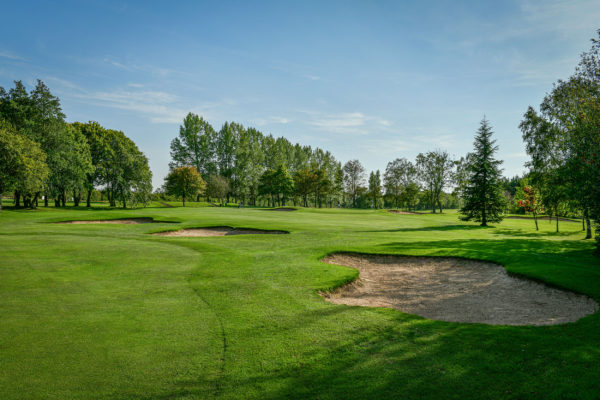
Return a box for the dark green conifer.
[460,118,505,226]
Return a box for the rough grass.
[1,206,599,399]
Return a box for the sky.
[1,0,599,189]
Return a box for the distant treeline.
[162,112,468,211]
[0,80,152,210]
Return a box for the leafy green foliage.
[0,120,49,209]
[343,159,366,207]
[384,158,417,209]
[205,174,230,204]
[416,150,454,213]
[165,166,206,206]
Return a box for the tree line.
[0,80,152,210]
[161,112,468,210]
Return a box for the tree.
[294,167,316,207]
[384,158,416,209]
[402,182,420,211]
[515,180,543,230]
[71,121,112,207]
[103,129,153,208]
[0,120,49,210]
[343,160,365,208]
[205,175,230,205]
[416,150,454,213]
[164,166,206,207]
[459,118,505,226]
[170,113,216,178]
[45,125,93,207]
[520,31,600,244]
[311,165,330,208]
[368,170,382,208]
[272,164,295,206]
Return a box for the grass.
[1,205,599,399]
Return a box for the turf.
[1,205,599,399]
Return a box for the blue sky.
[1,1,599,188]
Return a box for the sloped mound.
[321,253,597,326]
[271,207,297,211]
[57,218,169,224]
[153,226,288,237]
[388,210,420,215]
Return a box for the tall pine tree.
[460,118,505,226]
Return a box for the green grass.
[1,206,599,399]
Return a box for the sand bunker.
[154,226,288,237]
[322,253,597,326]
[57,218,164,224]
[388,210,420,215]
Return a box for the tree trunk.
[438,200,443,214]
[44,193,48,207]
[556,214,559,233]
[61,189,66,207]
[86,189,92,207]
[183,195,186,207]
[121,189,127,209]
[533,212,539,231]
[585,210,592,239]
[54,198,60,207]
[73,190,80,207]
[0,191,3,211]
[31,193,39,209]
[15,191,20,207]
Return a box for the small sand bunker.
[271,207,297,211]
[322,253,598,326]
[388,210,420,215]
[58,218,161,224]
[154,226,288,237]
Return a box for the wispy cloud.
[74,89,187,123]
[103,57,175,77]
[254,116,292,126]
[0,50,25,61]
[303,111,393,135]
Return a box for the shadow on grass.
[366,224,488,233]
[220,306,600,400]
[493,228,582,238]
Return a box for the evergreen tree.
[460,118,505,226]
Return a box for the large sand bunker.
[57,217,167,224]
[388,210,420,215]
[154,226,288,237]
[322,253,598,326]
